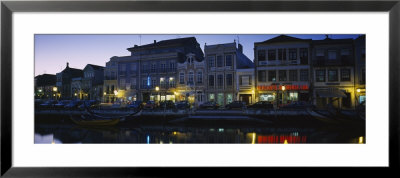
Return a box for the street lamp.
[52,87,58,100]
[281,85,286,106]
[155,86,160,102]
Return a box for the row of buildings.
[34,35,366,109]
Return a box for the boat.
[69,104,142,126]
[69,114,121,126]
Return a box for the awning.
[317,89,347,98]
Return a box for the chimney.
[134,44,138,47]
[154,40,156,44]
[238,44,243,53]
[66,62,69,68]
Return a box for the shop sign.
[257,84,309,91]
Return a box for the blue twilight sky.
[34,34,362,76]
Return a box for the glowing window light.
[147,135,150,144]
[173,131,177,135]
[358,136,364,144]
[251,133,256,144]
[147,76,151,86]
[284,139,288,144]
[218,128,224,132]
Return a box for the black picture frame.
[1,0,399,177]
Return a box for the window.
[217,55,223,67]
[188,57,193,64]
[300,48,308,64]
[197,71,203,84]
[188,72,194,85]
[226,94,233,104]
[209,93,215,102]
[169,77,175,87]
[179,72,185,84]
[120,64,126,72]
[142,79,147,87]
[328,69,338,82]
[151,63,157,72]
[240,75,251,86]
[289,48,297,61]
[226,74,233,86]
[119,78,126,89]
[258,70,266,82]
[341,49,350,55]
[130,63,136,72]
[316,49,325,56]
[160,77,165,86]
[268,70,276,82]
[278,49,286,60]
[208,56,215,68]
[268,49,276,61]
[300,69,309,81]
[289,70,298,81]
[341,49,351,61]
[169,62,175,70]
[225,55,232,67]
[341,69,351,81]
[130,77,136,89]
[316,49,325,61]
[258,50,266,61]
[142,64,147,72]
[151,79,156,87]
[208,75,215,87]
[111,71,116,80]
[316,70,326,82]
[160,63,166,71]
[328,50,337,60]
[217,74,223,88]
[279,70,287,81]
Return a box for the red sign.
[257,85,309,91]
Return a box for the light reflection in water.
[34,125,363,144]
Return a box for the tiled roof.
[255,35,311,45]
[127,37,198,51]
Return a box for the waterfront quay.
[35,107,365,144]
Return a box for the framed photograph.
[1,0,399,177]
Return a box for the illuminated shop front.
[257,84,310,106]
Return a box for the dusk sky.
[34,34,362,76]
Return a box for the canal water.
[34,115,365,144]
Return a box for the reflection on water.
[34,124,363,144]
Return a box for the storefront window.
[166,95,175,102]
[209,94,215,102]
[288,92,298,101]
[359,95,366,103]
[260,94,275,101]
[217,93,224,106]
[226,94,233,104]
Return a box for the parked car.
[280,101,315,110]
[248,101,274,109]
[143,101,156,109]
[199,101,219,109]
[128,101,143,109]
[39,100,57,109]
[175,101,190,109]
[159,100,175,109]
[225,101,246,110]
[54,100,71,109]
[64,100,83,109]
